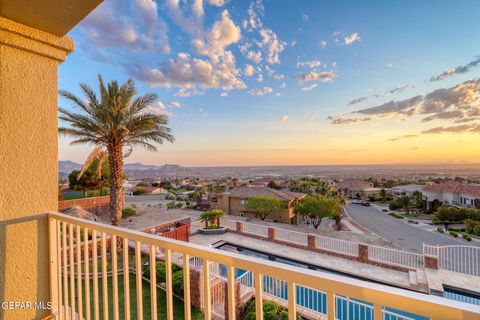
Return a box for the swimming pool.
[443,285,480,306]
[216,242,429,320]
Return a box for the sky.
[59,0,480,167]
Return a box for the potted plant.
[199,209,228,234]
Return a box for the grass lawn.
[68,273,203,319]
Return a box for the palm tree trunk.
[108,143,124,226]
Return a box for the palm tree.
[397,196,413,215]
[59,75,174,226]
[379,188,387,202]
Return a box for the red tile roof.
[336,179,373,190]
[423,182,480,197]
[226,186,306,201]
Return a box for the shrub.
[389,212,403,219]
[122,207,136,218]
[133,188,148,195]
[408,220,418,224]
[465,219,480,235]
[172,270,184,296]
[462,234,472,241]
[437,227,444,233]
[389,200,401,211]
[382,209,389,212]
[143,261,181,283]
[175,202,184,208]
[136,182,148,186]
[244,300,302,320]
[449,231,458,237]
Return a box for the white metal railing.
[275,228,308,245]
[48,213,480,320]
[243,221,269,237]
[423,244,439,257]
[316,236,359,257]
[368,246,424,269]
[220,218,237,230]
[436,245,480,277]
[383,309,417,320]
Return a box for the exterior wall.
[0,17,73,319]
[58,195,110,212]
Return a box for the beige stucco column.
[0,17,73,319]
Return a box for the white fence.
[220,219,237,230]
[316,236,359,257]
[243,222,269,237]
[275,228,308,246]
[424,245,480,277]
[369,246,424,269]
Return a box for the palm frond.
[77,147,106,180]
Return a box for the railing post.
[267,227,276,241]
[236,221,244,233]
[326,291,335,320]
[307,234,317,249]
[358,244,369,263]
[48,217,60,318]
[287,281,297,320]
[374,304,383,320]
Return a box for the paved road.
[346,203,470,252]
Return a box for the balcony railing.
[48,212,480,320]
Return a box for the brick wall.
[58,195,110,212]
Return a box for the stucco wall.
[0,17,73,319]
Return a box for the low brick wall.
[140,218,191,242]
[229,222,414,273]
[59,195,110,212]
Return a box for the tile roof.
[423,182,480,197]
[336,179,373,190]
[226,186,306,201]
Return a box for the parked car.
[351,199,362,204]
[360,201,370,206]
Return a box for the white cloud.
[296,70,336,84]
[244,64,255,76]
[319,40,328,48]
[297,60,321,68]
[168,101,182,108]
[301,83,318,91]
[258,28,286,64]
[129,51,246,90]
[249,86,273,96]
[79,0,170,54]
[430,57,480,82]
[385,63,393,68]
[257,73,264,82]
[302,14,309,22]
[344,32,361,45]
[279,115,289,122]
[208,0,228,6]
[220,92,228,97]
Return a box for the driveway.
[346,203,470,252]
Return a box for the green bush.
[172,270,184,296]
[382,209,389,212]
[175,202,184,208]
[133,188,148,195]
[389,200,401,211]
[122,207,136,218]
[449,231,458,237]
[408,220,418,224]
[389,212,403,219]
[437,227,444,233]
[243,300,302,320]
[462,234,472,241]
[143,261,181,283]
[465,219,480,235]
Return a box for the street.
[346,203,470,252]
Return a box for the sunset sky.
[59,0,480,166]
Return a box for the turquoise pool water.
[443,286,480,306]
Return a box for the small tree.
[294,196,333,229]
[200,209,224,228]
[397,196,413,214]
[379,188,387,202]
[245,196,284,220]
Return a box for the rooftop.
[423,181,480,197]
[336,178,373,190]
[224,186,306,201]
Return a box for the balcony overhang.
[0,0,102,36]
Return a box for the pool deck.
[189,231,415,291]
[426,269,480,295]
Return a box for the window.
[211,197,217,202]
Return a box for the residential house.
[391,184,424,198]
[423,181,480,211]
[336,179,380,199]
[127,186,168,197]
[210,186,306,224]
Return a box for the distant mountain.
[59,160,82,175]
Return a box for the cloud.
[385,63,393,68]
[296,71,336,84]
[220,92,228,97]
[145,101,171,116]
[319,41,328,48]
[327,116,373,124]
[244,64,255,76]
[258,28,286,64]
[389,84,412,94]
[249,86,273,96]
[279,115,289,122]
[430,57,480,82]
[331,78,480,126]
[78,0,170,54]
[168,101,182,108]
[348,97,368,105]
[302,14,309,22]
[422,124,480,134]
[208,0,227,6]
[297,60,321,68]
[301,83,318,91]
[128,51,246,90]
[264,65,284,80]
[387,134,418,141]
[344,33,361,45]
